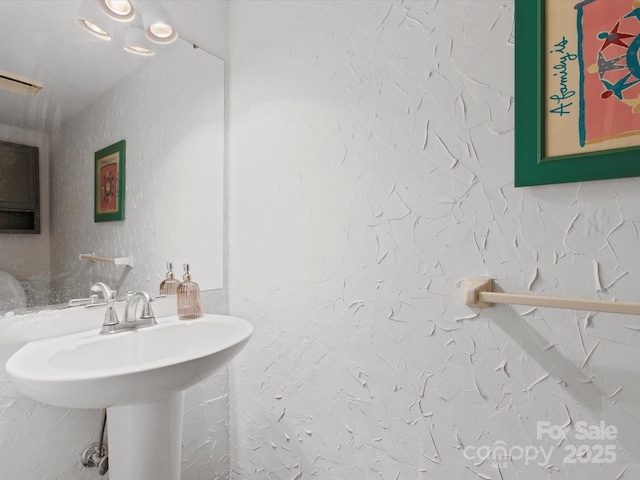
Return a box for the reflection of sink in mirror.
[0,0,224,314]
[7,314,253,479]
[0,271,27,314]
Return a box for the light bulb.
[77,0,113,40]
[105,0,132,16]
[97,0,135,22]
[142,5,178,44]
[82,20,110,37]
[149,22,173,39]
[128,45,153,54]
[123,27,156,56]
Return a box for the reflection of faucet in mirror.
[90,282,114,302]
[67,281,114,308]
[67,296,100,307]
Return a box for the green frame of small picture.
[515,0,640,187]
[94,140,125,222]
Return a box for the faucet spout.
[124,291,156,325]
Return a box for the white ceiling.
[0,0,217,133]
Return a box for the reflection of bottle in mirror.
[177,263,202,320]
[159,262,179,295]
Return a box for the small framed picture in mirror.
[94,140,125,222]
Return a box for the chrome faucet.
[68,282,115,307]
[90,282,114,301]
[100,291,157,335]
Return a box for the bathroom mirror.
[0,1,224,313]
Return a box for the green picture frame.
[94,140,125,222]
[515,0,640,187]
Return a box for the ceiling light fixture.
[76,0,113,41]
[142,5,178,44]
[123,27,156,56]
[97,0,135,22]
[76,0,180,54]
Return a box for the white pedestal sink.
[5,314,253,480]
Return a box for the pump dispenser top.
[159,262,179,295]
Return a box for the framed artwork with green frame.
[94,140,125,222]
[515,0,640,187]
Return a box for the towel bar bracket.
[463,277,494,308]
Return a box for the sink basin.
[6,314,253,409]
[5,314,253,480]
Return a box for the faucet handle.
[100,299,120,334]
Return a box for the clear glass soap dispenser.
[176,263,202,320]
[159,262,179,295]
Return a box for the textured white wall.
[228,1,640,478]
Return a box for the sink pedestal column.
[107,391,185,480]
